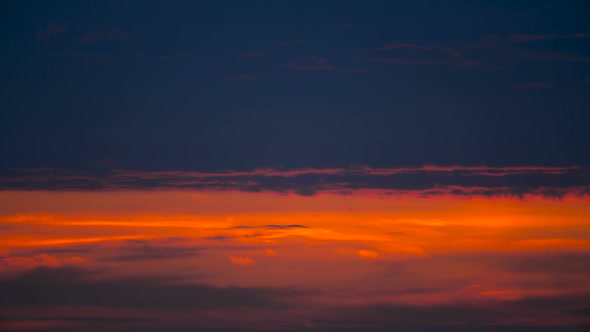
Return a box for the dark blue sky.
[2,0,590,173]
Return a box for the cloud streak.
[0,165,587,198]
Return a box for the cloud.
[228,74,257,80]
[307,293,590,330]
[357,250,380,259]
[37,21,66,41]
[506,33,590,43]
[0,266,309,310]
[1,253,86,270]
[475,34,590,63]
[286,56,367,73]
[230,256,254,266]
[230,224,308,230]
[101,240,201,262]
[0,165,588,199]
[519,52,590,63]
[359,43,462,65]
[356,165,581,176]
[515,81,556,89]
[496,252,590,275]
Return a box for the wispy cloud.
[229,225,308,230]
[1,165,587,198]
[101,241,201,262]
[506,33,590,43]
[475,33,590,63]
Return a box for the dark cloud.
[2,316,154,323]
[0,166,587,198]
[101,243,201,262]
[308,292,590,330]
[0,266,312,310]
[496,252,590,275]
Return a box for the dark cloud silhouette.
[101,244,201,262]
[308,292,590,330]
[0,266,312,310]
[0,166,587,198]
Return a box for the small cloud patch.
[231,256,254,266]
[357,250,380,259]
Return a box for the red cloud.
[1,253,86,270]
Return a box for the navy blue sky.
[2,0,590,174]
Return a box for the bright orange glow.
[1,190,589,327]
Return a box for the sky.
[1,1,590,331]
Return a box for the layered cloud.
[1,165,587,198]
[0,266,310,310]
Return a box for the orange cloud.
[357,250,380,259]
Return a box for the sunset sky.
[1,1,590,331]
